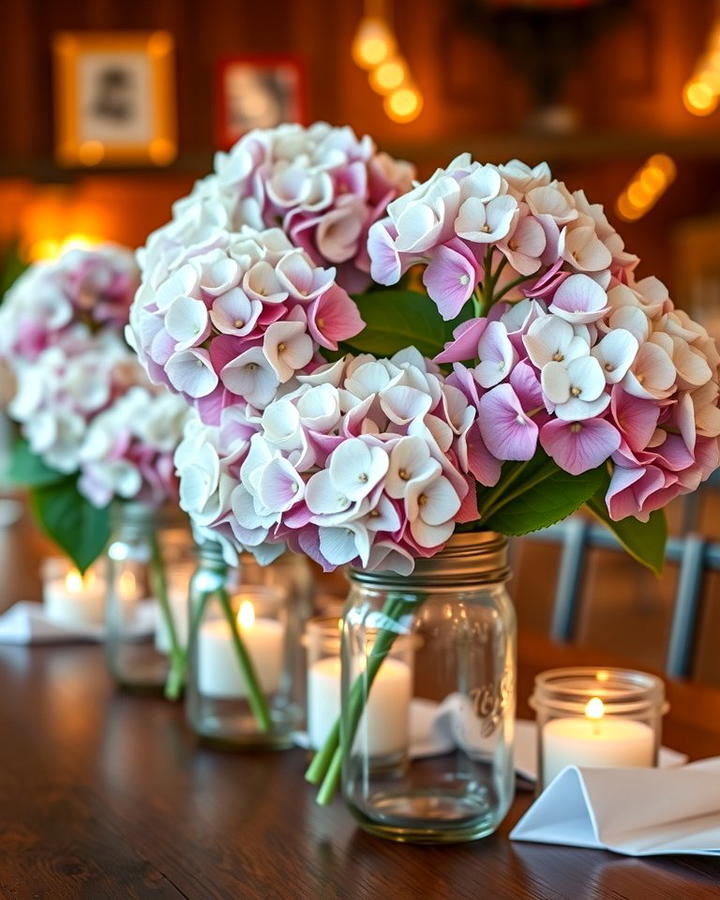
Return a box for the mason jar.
[105,502,193,693]
[185,541,313,749]
[341,532,516,843]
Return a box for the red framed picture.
[215,55,307,150]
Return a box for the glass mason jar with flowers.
[128,124,720,842]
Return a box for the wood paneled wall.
[1,0,720,288]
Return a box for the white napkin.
[0,601,156,644]
[511,759,720,856]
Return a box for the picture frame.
[52,31,177,168]
[215,55,307,151]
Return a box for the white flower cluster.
[79,386,189,507]
[10,329,132,474]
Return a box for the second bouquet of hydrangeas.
[127,123,720,809]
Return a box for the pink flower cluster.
[368,156,720,521]
[211,122,415,292]
[1,247,188,508]
[369,155,638,320]
[175,351,481,573]
[130,226,365,426]
[0,244,138,365]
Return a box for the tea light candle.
[542,696,655,785]
[43,565,105,628]
[198,596,284,698]
[308,655,412,756]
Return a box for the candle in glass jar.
[198,597,284,698]
[308,655,412,756]
[542,697,655,786]
[43,566,105,627]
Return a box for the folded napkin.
[511,758,720,856]
[0,601,156,644]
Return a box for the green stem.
[312,595,415,806]
[483,461,558,521]
[478,460,530,519]
[492,273,533,304]
[149,535,185,702]
[217,587,273,733]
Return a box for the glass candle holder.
[105,502,193,693]
[42,557,106,628]
[531,667,668,791]
[186,541,309,749]
[305,617,342,752]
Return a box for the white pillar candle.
[43,567,105,628]
[155,590,189,654]
[307,656,412,757]
[542,697,655,786]
[197,599,284,699]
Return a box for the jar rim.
[349,531,509,588]
[531,666,667,717]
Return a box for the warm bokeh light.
[616,154,676,222]
[149,138,177,166]
[384,85,423,123]
[683,79,718,115]
[351,17,396,70]
[238,600,256,629]
[29,232,101,261]
[77,140,105,166]
[369,56,407,94]
[585,697,605,720]
[65,570,83,593]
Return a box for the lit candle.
[307,655,412,756]
[197,597,284,699]
[542,696,655,786]
[43,565,105,628]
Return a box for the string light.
[351,2,423,124]
[351,17,396,70]
[369,56,407,94]
[383,84,423,123]
[616,154,676,222]
[683,20,720,116]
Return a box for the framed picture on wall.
[53,31,177,168]
[215,55,307,150]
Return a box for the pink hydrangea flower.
[0,244,138,365]
[175,350,483,573]
[129,227,365,425]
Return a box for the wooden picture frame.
[53,31,177,168]
[215,55,307,151]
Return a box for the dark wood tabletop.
[1,515,719,899]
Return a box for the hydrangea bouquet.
[128,123,720,797]
[0,246,189,572]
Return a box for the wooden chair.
[522,517,720,679]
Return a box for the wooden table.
[1,522,720,898]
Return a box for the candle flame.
[237,600,255,629]
[585,697,605,720]
[118,571,136,598]
[65,569,83,592]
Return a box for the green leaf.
[347,290,471,360]
[8,439,66,487]
[483,461,606,536]
[29,480,111,573]
[586,493,667,575]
